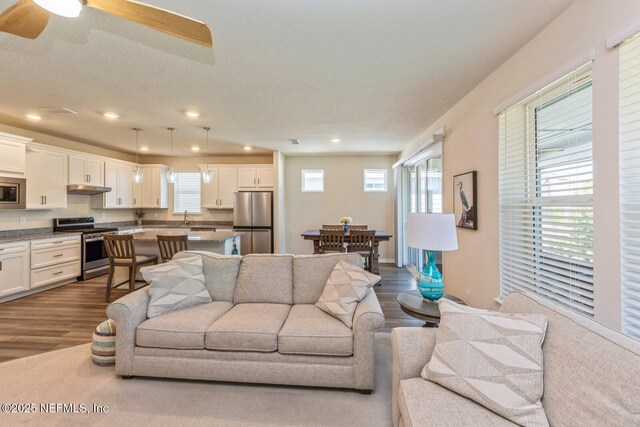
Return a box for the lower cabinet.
[30,236,81,289]
[0,242,29,297]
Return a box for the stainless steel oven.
[0,177,26,209]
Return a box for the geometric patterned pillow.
[141,256,212,318]
[315,260,381,328]
[422,299,549,427]
[91,319,116,366]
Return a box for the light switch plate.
[19,217,26,224]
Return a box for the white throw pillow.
[141,256,212,318]
[422,299,549,427]
[315,260,381,328]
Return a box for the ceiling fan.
[0,0,213,47]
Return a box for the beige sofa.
[106,252,385,392]
[392,292,640,426]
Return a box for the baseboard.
[379,258,395,264]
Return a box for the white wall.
[399,0,640,330]
[285,155,396,261]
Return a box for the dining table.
[300,229,393,274]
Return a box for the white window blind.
[620,34,640,340]
[499,63,594,317]
[364,169,387,192]
[173,172,201,214]
[301,169,324,192]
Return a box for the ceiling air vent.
[289,139,300,145]
[38,107,78,114]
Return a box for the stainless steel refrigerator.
[233,191,273,255]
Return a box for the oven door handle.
[85,237,104,243]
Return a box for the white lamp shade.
[406,213,458,251]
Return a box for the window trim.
[301,169,324,192]
[363,169,388,192]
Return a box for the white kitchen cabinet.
[135,165,168,209]
[103,161,132,208]
[25,148,68,209]
[69,155,104,186]
[0,242,29,297]
[201,167,238,209]
[201,168,220,209]
[0,132,31,175]
[237,166,274,190]
[30,236,81,289]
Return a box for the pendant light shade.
[167,127,176,184]
[202,126,213,184]
[132,128,144,184]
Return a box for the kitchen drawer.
[31,260,80,289]
[31,235,81,250]
[0,241,28,255]
[31,244,81,269]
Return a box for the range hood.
[67,184,112,195]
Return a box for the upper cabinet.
[201,167,238,209]
[68,155,104,186]
[238,166,274,189]
[102,161,132,209]
[25,147,67,210]
[133,165,168,209]
[0,132,31,176]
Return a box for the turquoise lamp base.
[418,250,444,301]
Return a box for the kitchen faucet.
[184,210,189,226]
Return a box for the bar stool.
[103,234,158,302]
[157,234,189,263]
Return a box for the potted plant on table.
[339,216,353,233]
[134,209,145,226]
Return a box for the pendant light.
[167,127,177,184]
[202,126,213,184]
[132,128,144,184]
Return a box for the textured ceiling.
[0,0,574,156]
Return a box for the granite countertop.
[132,230,241,242]
[0,231,82,244]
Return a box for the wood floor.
[0,264,422,363]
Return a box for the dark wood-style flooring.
[0,264,422,363]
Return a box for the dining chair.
[321,224,344,231]
[347,230,375,271]
[319,229,346,253]
[157,234,189,263]
[103,234,158,302]
[349,225,368,231]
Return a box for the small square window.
[302,169,324,192]
[364,169,387,192]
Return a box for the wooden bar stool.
[347,229,375,271]
[319,229,346,254]
[103,234,158,302]
[157,234,189,263]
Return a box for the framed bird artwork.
[453,171,477,230]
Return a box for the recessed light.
[103,112,119,120]
[191,146,200,152]
[331,138,341,143]
[186,111,200,118]
[25,113,42,121]
[140,146,149,152]
[244,146,252,151]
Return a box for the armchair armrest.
[105,288,150,376]
[352,288,385,390]
[391,327,438,426]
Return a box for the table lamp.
[406,213,458,301]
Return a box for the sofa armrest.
[391,327,438,427]
[105,288,150,376]
[352,289,385,390]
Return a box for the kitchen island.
[132,230,242,257]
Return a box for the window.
[620,34,640,340]
[499,64,594,317]
[301,169,324,192]
[173,172,201,214]
[364,169,387,192]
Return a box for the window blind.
[499,64,594,317]
[620,34,640,340]
[173,172,201,214]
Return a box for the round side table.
[397,290,465,327]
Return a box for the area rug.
[0,333,392,426]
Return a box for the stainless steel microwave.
[0,177,26,209]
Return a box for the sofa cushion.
[234,255,294,304]
[399,378,517,427]
[501,292,640,427]
[293,253,364,304]
[137,301,233,349]
[206,303,291,352]
[173,251,241,302]
[422,299,548,427]
[141,256,212,318]
[278,305,353,356]
[315,260,381,327]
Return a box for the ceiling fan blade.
[0,0,50,39]
[85,0,213,47]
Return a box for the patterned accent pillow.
[141,256,212,318]
[91,319,116,366]
[422,299,549,427]
[315,260,381,327]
